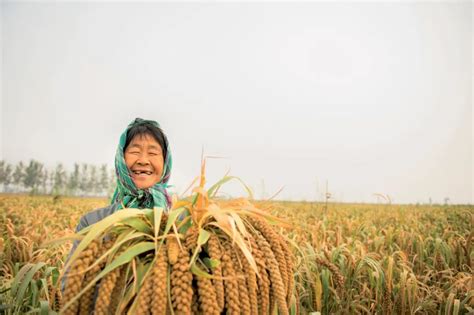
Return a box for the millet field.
[0,194,472,314]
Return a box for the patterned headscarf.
[111,118,172,210]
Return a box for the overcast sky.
[1,1,472,204]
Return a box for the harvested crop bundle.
[60,161,295,314]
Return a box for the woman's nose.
[136,159,150,165]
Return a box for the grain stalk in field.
[95,244,128,315]
[249,234,271,315]
[79,238,115,315]
[206,234,225,311]
[227,241,251,314]
[253,229,289,315]
[151,243,169,315]
[170,245,193,314]
[63,240,100,314]
[221,249,240,314]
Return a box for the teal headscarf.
[111,118,172,210]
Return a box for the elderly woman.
[77,117,172,229]
[62,117,172,291]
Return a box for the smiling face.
[124,133,164,189]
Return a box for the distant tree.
[88,165,99,196]
[23,160,43,194]
[99,164,109,196]
[37,168,44,194]
[0,161,13,192]
[67,163,80,196]
[4,164,13,192]
[52,163,66,195]
[40,169,49,194]
[79,164,90,196]
[0,161,4,188]
[13,161,25,192]
[108,168,116,197]
[1,161,122,196]
[49,171,56,194]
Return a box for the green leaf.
[153,207,164,240]
[142,208,154,221]
[120,259,148,314]
[445,293,455,315]
[203,257,220,270]
[84,230,149,275]
[47,267,60,286]
[197,228,211,246]
[207,176,234,198]
[10,263,34,297]
[136,260,153,291]
[207,176,254,199]
[31,279,39,307]
[39,278,48,303]
[101,242,154,277]
[177,209,192,234]
[289,296,297,315]
[124,217,152,234]
[189,228,211,267]
[62,208,144,273]
[15,262,46,311]
[453,299,460,315]
[39,300,50,315]
[164,207,188,235]
[190,263,213,279]
[321,269,330,309]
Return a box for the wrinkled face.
[124,134,164,189]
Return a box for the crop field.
[0,194,472,314]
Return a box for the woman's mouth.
[132,170,153,176]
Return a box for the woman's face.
[124,133,164,189]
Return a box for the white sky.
[1,1,472,204]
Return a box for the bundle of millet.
[59,163,295,314]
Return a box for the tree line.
[0,160,116,197]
